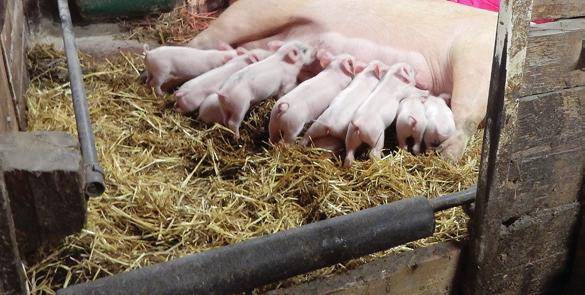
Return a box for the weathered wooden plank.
[495,203,580,270]
[502,147,585,221]
[494,87,585,219]
[9,0,26,130]
[0,45,18,133]
[488,251,571,295]
[532,0,585,20]
[1,0,27,130]
[267,242,461,295]
[0,167,26,295]
[0,132,86,257]
[568,193,585,295]
[513,86,585,153]
[465,0,584,294]
[520,19,585,97]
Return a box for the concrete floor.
[28,18,159,58]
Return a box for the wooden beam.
[0,132,86,257]
[520,19,585,97]
[532,0,585,20]
[568,184,585,295]
[267,242,462,295]
[0,167,26,294]
[0,44,17,132]
[0,0,28,131]
[465,0,585,294]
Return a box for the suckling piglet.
[423,94,456,150]
[395,92,429,154]
[143,43,237,96]
[217,40,315,138]
[268,50,357,144]
[174,48,273,114]
[301,60,388,152]
[344,62,427,167]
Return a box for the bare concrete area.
[28,18,159,58]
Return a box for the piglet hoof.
[437,131,467,163]
[343,158,353,168]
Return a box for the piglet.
[143,43,237,96]
[423,94,456,150]
[268,50,356,144]
[344,63,427,167]
[174,48,273,114]
[301,60,388,152]
[197,94,225,124]
[217,40,315,138]
[395,92,429,154]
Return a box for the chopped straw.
[120,4,220,45]
[24,20,482,294]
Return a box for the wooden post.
[0,132,86,258]
[0,0,28,132]
[267,242,463,295]
[0,167,26,294]
[465,0,585,294]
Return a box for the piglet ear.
[268,40,285,52]
[317,49,334,68]
[217,41,234,51]
[236,47,249,55]
[223,54,235,63]
[373,63,386,79]
[341,57,355,76]
[284,48,300,64]
[408,115,417,128]
[354,62,367,74]
[247,53,260,63]
[396,64,416,84]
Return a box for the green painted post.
[75,0,184,20]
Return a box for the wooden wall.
[464,1,585,294]
[0,0,28,133]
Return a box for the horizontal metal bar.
[430,185,477,212]
[57,0,105,197]
[57,197,435,295]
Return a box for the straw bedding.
[23,6,482,294]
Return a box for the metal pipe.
[57,0,105,197]
[57,197,435,295]
[430,185,477,212]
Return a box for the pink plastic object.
[448,0,555,23]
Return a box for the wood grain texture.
[0,170,26,295]
[0,44,18,132]
[0,0,27,131]
[0,132,85,257]
[268,242,462,295]
[520,19,585,97]
[532,0,585,20]
[465,0,584,294]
